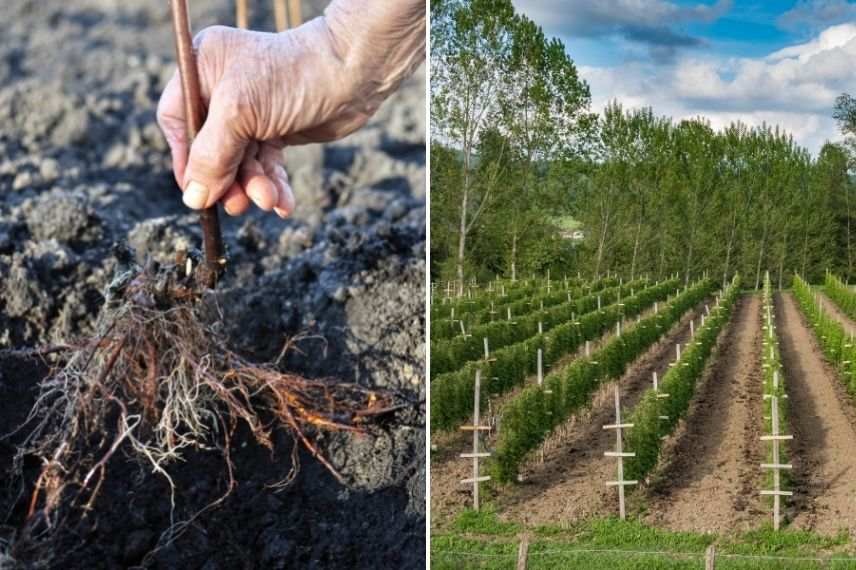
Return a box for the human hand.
[157,0,425,218]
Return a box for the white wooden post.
[460,320,471,338]
[760,394,793,530]
[460,370,491,510]
[538,321,543,335]
[671,343,681,367]
[538,348,553,463]
[604,386,637,519]
[653,371,670,438]
[484,337,496,362]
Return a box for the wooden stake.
[460,370,491,510]
[604,386,637,519]
[483,337,495,362]
[273,0,288,32]
[772,396,782,530]
[538,348,552,463]
[516,534,530,570]
[761,394,793,530]
[236,0,248,28]
[705,545,716,570]
[459,320,470,338]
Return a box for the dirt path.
[776,292,856,534]
[492,305,704,526]
[816,291,856,337]
[643,295,764,533]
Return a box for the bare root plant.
[10,256,399,533]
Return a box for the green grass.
[453,507,521,536]
[432,511,856,569]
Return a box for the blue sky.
[512,0,856,153]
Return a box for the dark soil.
[777,292,856,534]
[0,1,425,568]
[644,294,765,533]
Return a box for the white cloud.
[768,23,856,61]
[778,0,856,32]
[512,0,731,60]
[579,23,856,154]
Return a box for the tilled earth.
[0,1,425,568]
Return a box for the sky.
[511,0,856,154]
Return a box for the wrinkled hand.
[157,0,425,217]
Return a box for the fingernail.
[273,207,290,219]
[247,185,274,211]
[183,181,209,209]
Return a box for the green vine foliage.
[824,272,856,322]
[432,277,618,340]
[431,280,546,323]
[431,279,650,378]
[794,274,856,398]
[490,278,717,483]
[430,278,682,433]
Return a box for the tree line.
[430,0,856,287]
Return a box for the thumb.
[181,90,248,210]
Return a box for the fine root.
[8,257,400,533]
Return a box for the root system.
[7,251,400,534]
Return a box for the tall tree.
[430,0,515,288]
[498,14,591,280]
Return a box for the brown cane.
[169,0,226,289]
